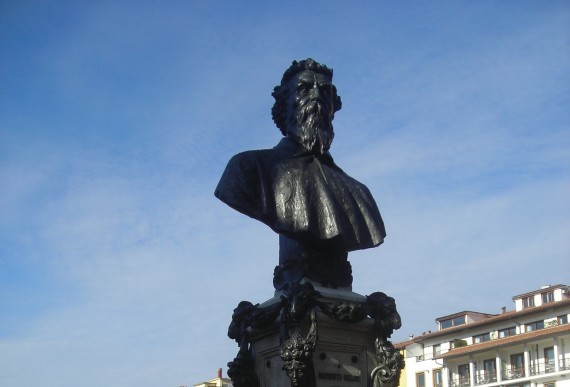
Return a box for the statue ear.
[271,85,281,99]
[271,85,289,136]
[335,95,342,112]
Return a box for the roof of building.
[439,323,570,359]
[395,298,570,345]
[435,311,495,323]
[512,284,569,301]
[193,379,232,387]
[394,339,414,350]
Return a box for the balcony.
[450,377,470,387]
[560,357,570,371]
[502,366,525,380]
[474,371,497,385]
[530,360,555,376]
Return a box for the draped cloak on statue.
[214,137,386,254]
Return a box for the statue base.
[253,307,375,386]
[227,281,404,387]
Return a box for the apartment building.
[192,368,232,387]
[396,284,570,387]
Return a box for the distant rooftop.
[401,284,570,342]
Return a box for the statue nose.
[309,85,320,100]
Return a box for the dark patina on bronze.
[215,58,386,290]
[218,59,402,387]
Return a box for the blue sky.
[1,1,569,386]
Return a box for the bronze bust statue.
[215,58,386,290]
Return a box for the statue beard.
[287,98,334,155]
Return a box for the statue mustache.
[294,99,334,154]
[296,96,331,122]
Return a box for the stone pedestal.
[227,283,404,387]
[253,313,376,386]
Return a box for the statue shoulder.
[226,148,269,166]
[214,147,279,221]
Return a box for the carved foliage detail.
[280,312,318,387]
[371,339,405,387]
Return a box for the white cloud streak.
[1,1,569,385]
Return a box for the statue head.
[272,58,342,154]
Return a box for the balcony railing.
[530,360,555,375]
[447,357,569,387]
[475,371,497,385]
[450,377,470,387]
[502,366,524,380]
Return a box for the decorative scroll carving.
[371,339,405,387]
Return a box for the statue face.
[286,70,335,118]
[284,70,336,154]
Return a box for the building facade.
[192,368,232,387]
[397,285,570,387]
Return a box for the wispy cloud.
[1,1,569,385]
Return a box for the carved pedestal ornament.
[216,59,404,387]
[226,283,403,387]
[371,339,405,387]
[280,311,318,387]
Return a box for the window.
[450,339,468,349]
[473,333,491,344]
[522,296,535,308]
[483,359,497,383]
[499,327,517,338]
[542,292,554,304]
[526,320,545,332]
[544,347,555,372]
[433,344,442,357]
[558,315,568,325]
[433,369,442,387]
[441,315,466,329]
[458,364,470,385]
[510,353,525,378]
[416,372,426,387]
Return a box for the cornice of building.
[439,323,570,359]
[435,311,495,323]
[395,298,570,346]
[512,284,569,301]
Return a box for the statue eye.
[297,84,310,94]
